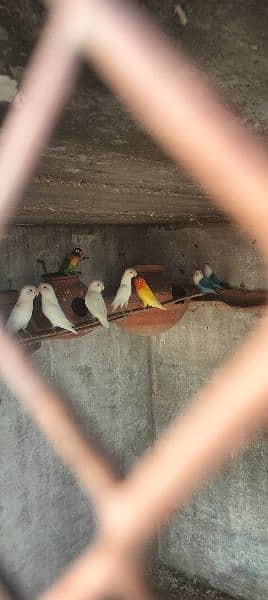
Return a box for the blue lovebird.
[203,263,225,290]
[193,269,216,294]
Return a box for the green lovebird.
[58,247,84,275]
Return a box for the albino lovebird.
[112,268,137,311]
[135,276,166,310]
[203,263,225,290]
[38,283,77,334]
[6,285,38,334]
[85,280,109,328]
[193,270,216,294]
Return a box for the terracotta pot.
[32,273,90,340]
[216,288,267,309]
[115,265,190,336]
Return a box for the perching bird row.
[6,268,168,336]
[6,253,228,336]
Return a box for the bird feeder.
[114,265,190,336]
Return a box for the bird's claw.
[22,329,32,338]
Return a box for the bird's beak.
[36,286,41,296]
[82,255,89,260]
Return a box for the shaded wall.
[0,224,267,600]
[0,327,152,599]
[151,309,267,600]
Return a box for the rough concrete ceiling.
[0,1,268,225]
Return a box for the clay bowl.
[116,301,190,336]
[216,288,267,310]
[114,265,190,336]
[190,287,267,314]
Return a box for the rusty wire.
[0,0,268,599]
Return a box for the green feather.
[58,255,75,275]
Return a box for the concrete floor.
[151,564,239,600]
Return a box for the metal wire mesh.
[0,1,267,598]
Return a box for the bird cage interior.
[0,2,267,600]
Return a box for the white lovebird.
[38,283,77,335]
[112,268,137,311]
[6,285,38,334]
[85,280,109,328]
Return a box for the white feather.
[203,263,213,277]
[85,280,109,329]
[112,268,137,310]
[6,285,37,333]
[193,269,204,285]
[38,283,77,334]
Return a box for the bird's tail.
[153,300,167,311]
[65,322,78,335]
[111,300,118,312]
[98,314,110,328]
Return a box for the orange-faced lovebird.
[59,247,84,275]
[135,277,166,310]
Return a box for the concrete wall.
[151,310,267,600]
[0,224,267,599]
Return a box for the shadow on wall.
[0,563,24,600]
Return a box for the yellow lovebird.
[135,277,166,310]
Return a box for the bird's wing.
[97,293,108,316]
[145,287,160,304]
[86,293,109,327]
[202,275,213,286]
[86,292,104,315]
[144,286,167,310]
[200,284,216,294]
[112,283,129,308]
[112,285,122,308]
[6,301,33,331]
[44,300,75,330]
[136,287,147,306]
[58,255,70,274]
[6,306,18,331]
[211,273,224,289]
